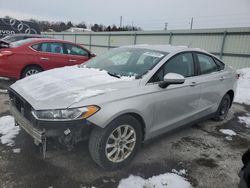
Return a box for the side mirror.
[89,52,96,58]
[159,73,185,88]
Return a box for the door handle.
[40,57,49,61]
[69,59,77,62]
[219,76,225,81]
[190,82,197,87]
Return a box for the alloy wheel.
[25,69,39,77]
[105,125,136,163]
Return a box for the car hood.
[10,65,135,110]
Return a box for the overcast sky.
[0,0,250,30]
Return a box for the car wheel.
[21,66,42,78]
[89,115,142,170]
[213,94,231,121]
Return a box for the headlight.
[31,105,99,121]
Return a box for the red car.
[0,38,95,79]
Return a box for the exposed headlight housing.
[31,105,100,121]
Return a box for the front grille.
[9,90,33,122]
[10,104,44,143]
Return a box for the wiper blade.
[107,72,120,78]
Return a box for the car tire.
[21,66,42,78]
[213,94,231,121]
[89,115,142,170]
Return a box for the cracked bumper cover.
[10,103,45,143]
[10,103,93,144]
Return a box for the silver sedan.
[10,45,238,169]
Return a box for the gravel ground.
[0,79,249,188]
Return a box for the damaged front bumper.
[10,103,45,143]
[10,102,93,158]
[10,103,47,157]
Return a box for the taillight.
[0,50,14,58]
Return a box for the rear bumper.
[0,59,19,79]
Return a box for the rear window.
[39,42,64,54]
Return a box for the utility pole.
[164,22,168,30]
[119,16,122,28]
[190,17,193,30]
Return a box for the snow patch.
[0,116,20,146]
[71,88,116,103]
[219,129,237,136]
[0,89,7,94]
[12,148,21,153]
[82,65,135,81]
[172,169,187,176]
[165,73,184,79]
[225,136,233,141]
[238,114,250,128]
[0,77,10,80]
[12,66,133,103]
[235,68,250,105]
[118,173,192,188]
[14,66,121,100]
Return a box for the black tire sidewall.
[89,115,142,170]
[215,94,231,121]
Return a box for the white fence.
[43,27,250,69]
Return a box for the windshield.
[10,39,34,47]
[84,47,168,78]
[1,35,12,41]
[1,35,22,43]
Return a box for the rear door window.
[39,42,65,54]
[196,53,218,74]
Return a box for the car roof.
[33,38,67,42]
[6,34,46,37]
[18,38,74,44]
[121,44,208,54]
[10,38,88,50]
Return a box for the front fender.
[87,99,153,132]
